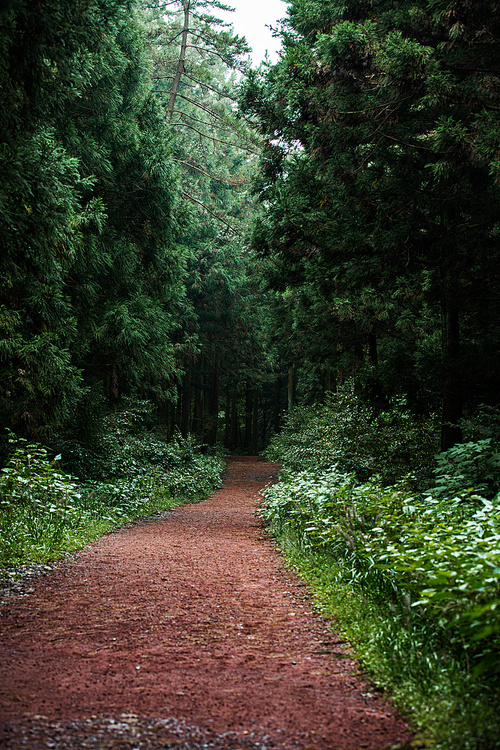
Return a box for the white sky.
[217,0,287,66]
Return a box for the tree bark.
[441,278,462,451]
[166,0,190,123]
[287,364,294,411]
[322,368,332,401]
[251,391,258,454]
[368,332,378,366]
[180,364,192,437]
[166,400,173,440]
[206,352,220,446]
[193,371,204,440]
[273,373,281,432]
[230,392,237,450]
[110,364,119,402]
[224,393,231,448]
[337,342,344,390]
[244,385,253,450]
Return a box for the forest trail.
[0,457,410,750]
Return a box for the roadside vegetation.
[0,401,224,569]
[260,385,500,750]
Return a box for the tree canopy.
[2,0,500,455]
[240,0,500,450]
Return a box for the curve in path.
[0,457,411,750]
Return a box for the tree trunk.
[251,391,258,454]
[353,335,363,390]
[337,342,344,390]
[193,370,204,440]
[157,390,168,428]
[261,396,269,446]
[180,364,192,437]
[274,373,281,432]
[224,393,231,448]
[166,0,190,122]
[368,331,378,365]
[174,387,181,433]
[322,368,332,401]
[206,352,220,446]
[110,364,119,402]
[244,385,253,450]
[230,392,237,450]
[287,364,294,411]
[165,400,173,440]
[441,279,462,451]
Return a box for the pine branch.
[171,121,260,154]
[181,190,241,234]
[175,158,247,185]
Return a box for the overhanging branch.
[181,190,241,234]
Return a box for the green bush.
[264,382,438,486]
[259,467,500,748]
[259,382,500,747]
[0,419,225,567]
[259,469,500,670]
[431,439,500,500]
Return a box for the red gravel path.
[0,457,411,749]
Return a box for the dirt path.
[0,457,411,750]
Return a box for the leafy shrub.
[260,384,500,747]
[0,420,225,566]
[259,469,500,671]
[264,382,438,485]
[259,468,500,748]
[431,439,500,500]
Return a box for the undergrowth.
[273,532,500,750]
[264,382,438,487]
[260,384,500,749]
[0,402,225,568]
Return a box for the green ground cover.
[261,387,500,750]
[0,405,225,568]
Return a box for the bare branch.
[181,71,238,101]
[166,0,190,122]
[175,158,247,185]
[171,121,260,154]
[175,92,229,120]
[181,191,241,234]
[173,109,244,135]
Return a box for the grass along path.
[0,457,410,750]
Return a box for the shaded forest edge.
[259,393,500,750]
[0,401,225,567]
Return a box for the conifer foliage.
[0,0,185,437]
[241,0,500,449]
[0,0,274,451]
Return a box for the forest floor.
[0,456,412,750]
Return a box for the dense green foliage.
[0,0,273,451]
[241,0,500,449]
[0,412,224,566]
[261,394,500,748]
[0,0,189,440]
[265,383,438,485]
[3,1,500,743]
